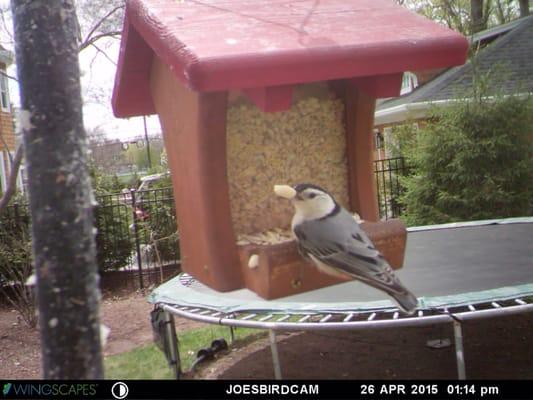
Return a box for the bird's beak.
[274,185,297,200]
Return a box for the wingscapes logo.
[2,383,12,396]
[2,383,98,398]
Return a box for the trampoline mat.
[149,218,533,313]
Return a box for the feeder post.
[11,0,103,378]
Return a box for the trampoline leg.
[269,329,282,380]
[229,326,235,344]
[453,320,466,380]
[164,310,181,379]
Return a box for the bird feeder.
[112,0,468,299]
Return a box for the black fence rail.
[1,187,180,292]
[374,157,410,220]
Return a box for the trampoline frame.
[153,218,533,379]
[156,283,533,379]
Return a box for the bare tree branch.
[0,143,23,215]
[0,2,123,211]
[80,4,124,50]
[0,69,19,82]
[440,0,467,33]
[79,30,122,52]
[90,42,117,66]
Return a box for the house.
[374,15,533,158]
[88,136,166,176]
[0,45,17,194]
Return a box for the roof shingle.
[378,15,533,111]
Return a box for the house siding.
[414,68,447,86]
[0,59,15,154]
[0,110,15,151]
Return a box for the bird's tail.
[357,275,419,315]
[354,268,419,315]
[390,290,418,315]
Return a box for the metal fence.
[0,159,412,290]
[1,187,180,291]
[374,157,410,220]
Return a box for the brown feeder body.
[112,0,468,298]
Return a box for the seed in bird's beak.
[274,185,297,199]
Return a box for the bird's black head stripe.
[293,183,340,219]
[293,183,328,194]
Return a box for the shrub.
[135,187,179,265]
[90,163,134,272]
[0,207,36,327]
[93,200,134,272]
[399,94,532,226]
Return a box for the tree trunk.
[11,0,103,379]
[519,0,530,17]
[471,0,486,33]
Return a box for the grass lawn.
[104,325,264,379]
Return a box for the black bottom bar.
[1,380,531,400]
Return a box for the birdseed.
[226,83,349,237]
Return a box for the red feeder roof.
[112,0,468,117]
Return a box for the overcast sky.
[77,37,162,141]
[0,0,161,142]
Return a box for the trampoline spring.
[211,312,222,317]
[319,314,332,323]
[298,315,312,323]
[199,310,212,315]
[367,312,377,321]
[189,308,200,313]
[468,304,476,311]
[277,315,291,322]
[258,314,274,322]
[515,299,527,305]
[240,314,257,321]
[491,302,501,308]
[343,313,355,322]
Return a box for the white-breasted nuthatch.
[274,183,418,315]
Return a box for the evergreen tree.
[400,94,532,226]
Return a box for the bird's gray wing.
[293,217,406,294]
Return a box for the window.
[0,70,10,111]
[400,72,418,95]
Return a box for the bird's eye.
[307,192,317,199]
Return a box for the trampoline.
[149,218,533,379]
